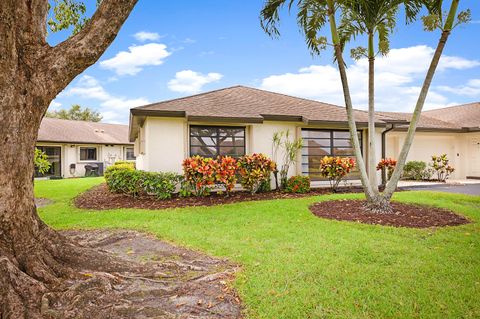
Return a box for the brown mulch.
[75,183,364,210]
[43,229,242,318]
[309,200,470,228]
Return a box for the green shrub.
[105,168,182,199]
[113,160,135,167]
[142,171,183,199]
[104,163,134,181]
[34,148,51,174]
[285,175,311,193]
[257,178,271,193]
[403,161,431,180]
[105,169,143,196]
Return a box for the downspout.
[381,124,395,185]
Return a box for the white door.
[469,138,480,177]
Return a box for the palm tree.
[260,0,468,212]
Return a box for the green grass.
[36,177,480,319]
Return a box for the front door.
[35,146,62,178]
[468,138,480,178]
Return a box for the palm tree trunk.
[383,0,459,200]
[326,0,376,201]
[367,31,379,192]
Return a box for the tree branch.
[41,0,138,101]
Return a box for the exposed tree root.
[0,230,241,318]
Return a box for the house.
[36,118,135,178]
[128,86,480,184]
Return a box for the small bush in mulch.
[309,200,470,228]
[75,183,364,211]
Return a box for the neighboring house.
[37,118,135,178]
[129,86,480,185]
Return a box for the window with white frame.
[79,147,98,161]
[125,146,135,160]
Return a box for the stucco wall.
[385,131,480,179]
[142,117,187,173]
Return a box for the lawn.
[35,177,480,319]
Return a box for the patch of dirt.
[35,197,53,208]
[309,200,470,228]
[43,229,242,318]
[75,183,364,210]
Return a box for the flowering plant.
[376,158,397,180]
[319,156,356,191]
[430,154,454,182]
[237,153,276,194]
[182,155,216,196]
[214,156,238,194]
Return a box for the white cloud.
[438,79,480,97]
[134,31,161,42]
[260,45,479,112]
[100,43,170,76]
[48,100,62,111]
[64,75,149,123]
[168,70,223,94]
[182,37,196,44]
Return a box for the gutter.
[381,123,396,185]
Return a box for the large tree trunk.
[0,1,137,316]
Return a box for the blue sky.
[48,1,480,123]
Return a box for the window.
[125,147,136,160]
[34,146,61,177]
[190,126,245,158]
[301,129,362,180]
[79,147,97,161]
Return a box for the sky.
[47,1,480,124]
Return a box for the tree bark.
[326,0,376,202]
[367,31,379,192]
[383,0,459,200]
[0,0,138,316]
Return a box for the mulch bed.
[309,200,470,228]
[75,183,364,211]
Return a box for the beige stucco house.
[36,118,134,178]
[128,86,480,184]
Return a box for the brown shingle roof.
[38,118,132,145]
[376,112,460,130]
[132,85,380,124]
[423,102,480,129]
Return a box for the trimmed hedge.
[105,166,182,199]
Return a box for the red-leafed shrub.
[376,158,397,180]
[214,156,238,194]
[285,175,310,193]
[182,155,216,196]
[319,156,356,191]
[237,153,276,194]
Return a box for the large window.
[79,147,97,161]
[190,126,245,158]
[35,146,61,177]
[301,129,362,180]
[125,147,136,160]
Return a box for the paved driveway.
[402,183,480,196]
